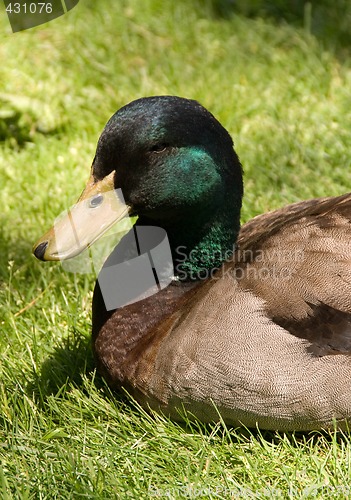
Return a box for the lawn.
[1,0,351,498]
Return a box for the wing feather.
[235,193,351,355]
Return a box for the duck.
[33,96,351,431]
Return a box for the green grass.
[1,0,351,497]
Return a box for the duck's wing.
[235,193,351,356]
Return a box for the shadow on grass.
[29,326,124,395]
[32,329,95,399]
[206,0,351,56]
[0,98,67,149]
[0,108,33,147]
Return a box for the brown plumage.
[33,96,351,431]
[92,193,351,431]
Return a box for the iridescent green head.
[34,96,243,280]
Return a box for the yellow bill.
[33,171,131,261]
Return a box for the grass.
[1,0,351,497]
[227,0,351,55]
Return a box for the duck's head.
[33,96,243,277]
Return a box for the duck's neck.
[137,192,241,281]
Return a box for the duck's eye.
[89,194,104,208]
[149,143,169,153]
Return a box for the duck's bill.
[33,171,131,261]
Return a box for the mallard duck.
[33,96,351,431]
